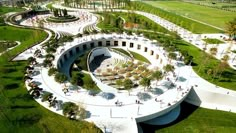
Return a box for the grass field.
[186,1,236,12]
[0,26,101,132]
[143,1,236,29]
[0,6,24,15]
[140,102,236,133]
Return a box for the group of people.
[115,100,123,106]
[63,86,69,95]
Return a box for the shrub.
[48,68,57,76]
[54,72,68,83]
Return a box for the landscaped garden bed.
[0,40,18,53]
[46,15,79,23]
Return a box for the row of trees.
[115,68,172,94]
[64,0,131,9]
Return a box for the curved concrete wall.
[89,47,111,63]
[55,35,169,72]
[185,88,236,112]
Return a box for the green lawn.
[74,51,90,71]
[112,48,132,57]
[0,26,101,132]
[143,1,236,29]
[129,1,224,33]
[0,6,24,15]
[187,1,236,12]
[82,72,100,91]
[129,51,151,64]
[141,102,236,133]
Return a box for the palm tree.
[152,70,163,85]
[139,77,151,91]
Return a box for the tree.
[116,79,123,89]
[62,102,79,119]
[54,72,68,83]
[168,52,177,62]
[225,18,236,40]
[139,77,151,91]
[43,59,53,67]
[217,61,229,80]
[152,70,163,85]
[222,55,230,62]
[123,79,133,95]
[27,57,36,64]
[62,9,68,16]
[48,67,57,76]
[210,47,218,56]
[164,64,174,73]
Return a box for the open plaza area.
[0,0,236,133]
